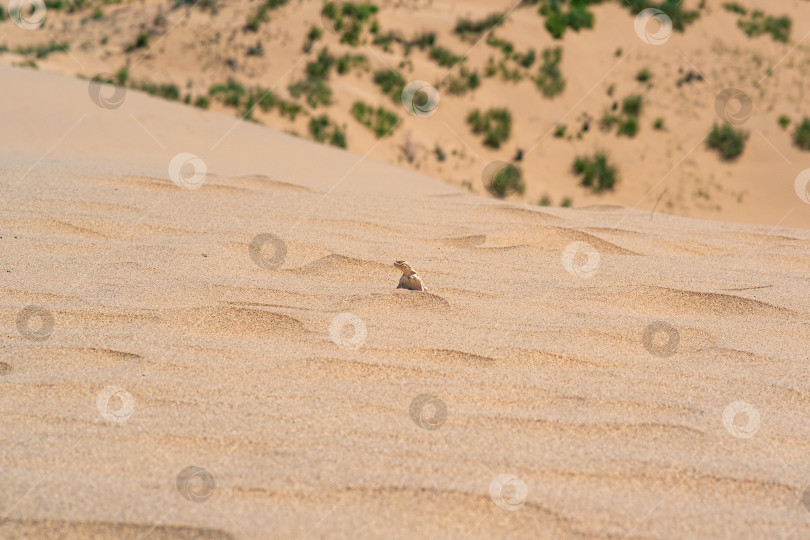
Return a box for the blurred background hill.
[3,0,810,227]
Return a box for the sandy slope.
[2,65,810,539]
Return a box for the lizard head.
[394,260,415,274]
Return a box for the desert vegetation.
[321,1,379,45]
[373,69,406,102]
[351,101,399,138]
[11,0,805,215]
[707,123,748,160]
[573,152,618,193]
[601,95,643,138]
[454,12,504,40]
[467,108,512,149]
[245,0,290,32]
[794,118,810,151]
[724,4,792,43]
[309,115,347,148]
[14,41,70,58]
[535,47,565,98]
[486,164,525,198]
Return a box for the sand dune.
[2,62,810,540]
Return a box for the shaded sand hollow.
[1,65,810,539]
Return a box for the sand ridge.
[1,64,810,539]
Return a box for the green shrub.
[288,48,335,107]
[454,12,504,40]
[554,124,567,138]
[115,67,129,85]
[277,101,303,120]
[434,145,446,162]
[487,35,514,57]
[600,94,644,136]
[778,115,790,130]
[573,152,618,193]
[723,2,746,15]
[707,123,748,159]
[209,79,246,108]
[538,194,552,206]
[411,32,436,50]
[487,164,525,198]
[246,41,264,56]
[245,0,289,32]
[44,0,68,9]
[497,60,523,82]
[321,2,379,46]
[617,116,639,137]
[601,110,620,130]
[445,67,480,95]
[622,0,701,32]
[194,96,210,109]
[738,11,791,42]
[429,45,462,67]
[303,25,322,51]
[126,33,150,52]
[249,88,300,119]
[288,78,332,107]
[636,68,652,82]
[535,47,565,98]
[622,95,642,117]
[539,0,596,39]
[566,2,594,31]
[306,48,335,78]
[175,0,218,11]
[135,81,180,101]
[309,115,347,148]
[351,101,399,138]
[654,117,664,130]
[373,69,406,101]
[371,30,396,51]
[516,49,536,68]
[336,53,369,74]
[245,15,263,32]
[15,41,70,58]
[793,118,810,151]
[467,108,512,149]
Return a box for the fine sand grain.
[1,65,810,539]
